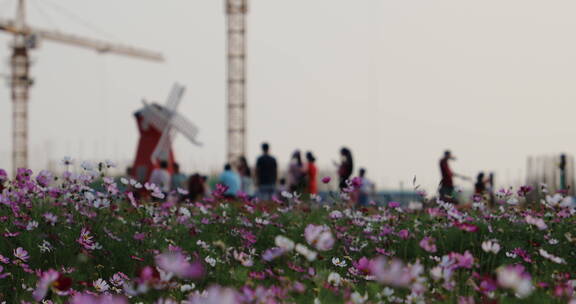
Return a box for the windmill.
[132,83,201,183]
[0,0,163,176]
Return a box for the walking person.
[439,150,468,204]
[337,147,354,190]
[237,156,254,196]
[287,150,304,192]
[255,142,278,201]
[304,151,318,195]
[218,164,241,199]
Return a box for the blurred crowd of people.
[146,142,375,206]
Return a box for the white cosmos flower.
[481,240,501,254]
[539,249,566,264]
[81,161,95,171]
[332,257,347,267]
[26,221,38,231]
[327,272,342,287]
[275,235,295,251]
[179,207,191,217]
[38,240,53,253]
[295,244,317,261]
[104,159,117,168]
[61,156,74,166]
[180,283,195,292]
[350,292,368,304]
[205,256,216,267]
[93,198,110,209]
[93,278,110,292]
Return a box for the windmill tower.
[0,0,163,176]
[226,0,247,164]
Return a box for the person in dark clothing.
[474,172,487,195]
[488,172,495,207]
[256,142,278,200]
[439,150,456,203]
[187,173,206,202]
[337,147,354,190]
[559,154,567,192]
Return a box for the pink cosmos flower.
[188,285,239,304]
[388,201,400,208]
[496,264,534,298]
[233,250,254,267]
[14,247,29,262]
[0,255,9,264]
[43,212,58,225]
[352,257,372,275]
[133,232,146,241]
[449,251,474,269]
[398,229,410,239]
[419,236,437,253]
[0,266,9,279]
[369,257,411,287]
[32,269,72,301]
[304,224,335,251]
[109,272,129,287]
[77,228,97,250]
[262,247,286,261]
[525,215,548,230]
[69,293,128,304]
[155,251,204,279]
[455,222,479,232]
[0,169,7,183]
[36,170,53,187]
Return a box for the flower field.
[0,165,575,303]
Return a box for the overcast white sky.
[1,0,575,192]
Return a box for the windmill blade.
[165,83,185,112]
[150,126,175,163]
[171,112,202,146]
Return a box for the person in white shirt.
[149,160,171,193]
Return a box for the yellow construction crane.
[0,0,163,175]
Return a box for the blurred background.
[1,0,576,194]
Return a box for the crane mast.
[0,0,163,175]
[226,0,247,164]
[11,0,30,175]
